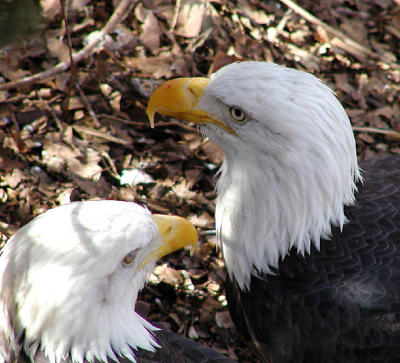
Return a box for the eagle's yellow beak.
[147,77,235,135]
[139,214,198,269]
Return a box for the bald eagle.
[0,200,234,363]
[147,62,400,363]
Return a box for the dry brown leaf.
[0,58,29,81]
[340,19,368,46]
[206,281,220,294]
[71,0,90,10]
[202,296,221,311]
[140,11,161,54]
[173,179,197,199]
[184,169,201,188]
[127,42,189,78]
[134,2,147,23]
[126,55,175,79]
[334,73,354,94]
[40,0,61,19]
[70,148,103,181]
[390,8,400,32]
[200,140,223,165]
[373,106,394,120]
[1,169,24,188]
[72,177,110,196]
[47,37,70,62]
[357,132,375,144]
[114,24,136,49]
[152,263,183,286]
[189,212,214,228]
[68,97,85,111]
[182,132,203,149]
[42,133,102,181]
[215,311,235,329]
[209,50,241,74]
[237,0,272,25]
[370,38,398,63]
[199,308,214,325]
[175,0,205,38]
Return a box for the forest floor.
[0,0,399,361]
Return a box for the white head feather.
[0,201,162,363]
[196,62,361,289]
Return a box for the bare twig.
[169,0,181,32]
[101,151,120,181]
[60,0,76,117]
[0,0,138,91]
[98,114,198,133]
[276,9,292,33]
[154,120,200,132]
[72,125,131,145]
[386,25,400,41]
[76,83,101,128]
[35,90,63,131]
[277,0,400,69]
[352,126,400,140]
[99,114,138,125]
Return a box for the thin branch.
[60,0,76,118]
[72,125,131,145]
[99,114,139,125]
[35,90,63,130]
[169,0,181,32]
[352,126,400,140]
[98,114,199,132]
[154,120,201,132]
[76,83,101,128]
[101,150,121,181]
[277,0,400,69]
[386,25,400,41]
[0,0,138,91]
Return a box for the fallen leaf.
[215,311,235,329]
[140,11,161,54]
[200,140,223,165]
[47,37,70,62]
[175,0,205,38]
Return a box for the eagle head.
[148,61,361,288]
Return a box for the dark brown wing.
[226,155,400,363]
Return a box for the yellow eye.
[229,107,248,123]
[122,249,138,266]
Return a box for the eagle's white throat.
[198,62,362,289]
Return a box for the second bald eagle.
[148,62,400,363]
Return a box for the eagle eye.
[229,107,248,123]
[122,249,138,266]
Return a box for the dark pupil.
[234,108,242,118]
